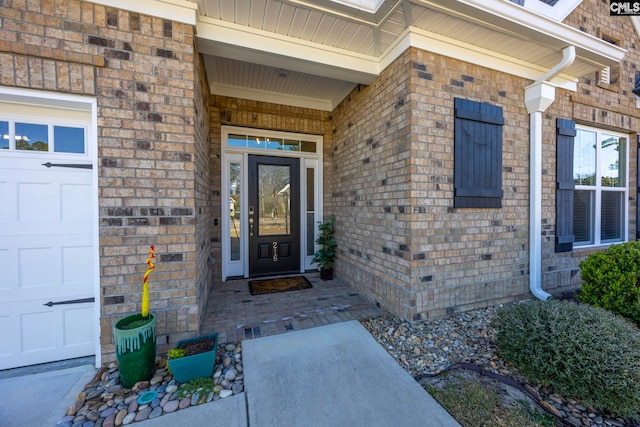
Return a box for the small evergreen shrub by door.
[312,215,336,281]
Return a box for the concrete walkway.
[242,320,460,427]
[1,321,460,427]
[0,363,96,427]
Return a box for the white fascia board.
[211,83,340,111]
[196,17,379,84]
[85,0,198,25]
[632,16,640,40]
[418,0,626,65]
[382,28,578,90]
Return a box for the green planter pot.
[168,333,218,383]
[113,313,157,389]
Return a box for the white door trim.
[0,86,100,368]
[221,126,323,280]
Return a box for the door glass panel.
[15,123,48,151]
[306,168,315,256]
[258,164,290,236]
[54,126,85,153]
[230,162,241,261]
[601,134,625,187]
[0,121,8,149]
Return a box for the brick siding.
[0,0,207,361]
[3,0,640,357]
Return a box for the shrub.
[493,300,640,419]
[579,240,640,326]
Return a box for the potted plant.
[312,215,337,280]
[167,333,219,383]
[112,245,157,388]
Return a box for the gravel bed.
[56,342,243,427]
[360,306,635,427]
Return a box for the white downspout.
[524,46,576,300]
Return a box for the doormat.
[249,276,312,295]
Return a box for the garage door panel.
[0,248,15,291]
[0,314,18,357]
[0,180,13,223]
[22,311,57,352]
[19,246,57,288]
[62,246,93,285]
[63,306,94,346]
[18,182,57,222]
[61,183,92,221]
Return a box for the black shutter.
[556,118,576,252]
[454,98,504,208]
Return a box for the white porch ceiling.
[191,0,627,111]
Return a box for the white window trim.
[574,124,629,248]
[0,117,88,156]
[221,126,323,280]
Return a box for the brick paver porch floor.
[200,273,383,345]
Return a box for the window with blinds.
[572,126,628,247]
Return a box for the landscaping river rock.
[56,342,243,427]
[361,306,636,427]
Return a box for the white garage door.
[0,105,96,370]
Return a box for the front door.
[248,155,300,276]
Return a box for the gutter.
[524,46,576,301]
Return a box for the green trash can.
[113,313,156,388]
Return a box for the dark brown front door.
[248,155,300,276]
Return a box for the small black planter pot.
[320,267,333,281]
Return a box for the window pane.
[267,138,283,150]
[230,163,241,261]
[601,191,623,242]
[601,134,625,187]
[301,140,316,153]
[306,168,315,256]
[16,123,48,151]
[574,129,596,185]
[248,135,263,149]
[54,126,85,153]
[282,139,300,151]
[0,121,8,149]
[228,134,247,147]
[574,190,594,245]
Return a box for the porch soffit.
[193,0,626,110]
[115,0,626,110]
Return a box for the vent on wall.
[599,66,611,85]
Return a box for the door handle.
[43,297,94,307]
